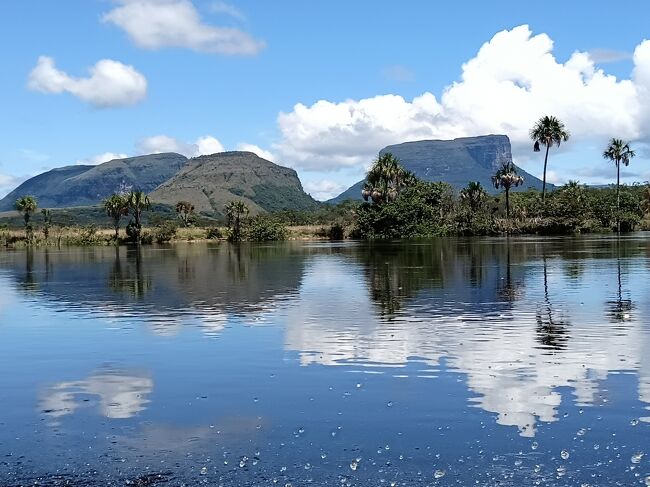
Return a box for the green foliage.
[175,200,196,227]
[247,216,288,241]
[103,193,129,239]
[224,200,249,242]
[206,227,223,239]
[153,221,178,243]
[126,191,151,243]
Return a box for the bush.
[328,222,345,240]
[247,216,288,241]
[206,227,223,239]
[153,221,177,243]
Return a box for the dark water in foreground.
[0,237,649,486]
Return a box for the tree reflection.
[108,246,152,299]
[535,256,569,351]
[606,249,633,322]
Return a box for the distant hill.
[0,153,188,210]
[329,135,550,203]
[149,151,319,215]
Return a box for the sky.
[1,0,650,200]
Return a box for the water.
[0,237,649,486]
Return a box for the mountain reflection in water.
[0,237,649,484]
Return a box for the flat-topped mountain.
[329,135,549,203]
[0,153,188,210]
[149,151,319,214]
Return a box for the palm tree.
[41,208,53,240]
[603,138,636,233]
[175,200,195,227]
[126,191,151,244]
[362,153,413,204]
[224,200,249,242]
[15,195,38,240]
[104,194,129,241]
[530,115,570,203]
[492,164,524,219]
[460,181,488,213]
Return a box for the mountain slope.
[329,135,550,203]
[149,151,319,214]
[0,153,188,210]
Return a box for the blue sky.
[1,0,650,200]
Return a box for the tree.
[15,195,38,240]
[41,208,53,240]
[460,181,488,213]
[603,138,636,233]
[126,191,151,244]
[641,185,650,216]
[175,200,196,227]
[104,194,129,241]
[224,200,249,242]
[362,153,414,204]
[530,115,570,203]
[492,164,524,220]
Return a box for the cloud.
[210,1,246,20]
[382,64,415,82]
[235,143,275,161]
[274,25,650,176]
[103,0,264,55]
[587,48,633,64]
[28,56,147,108]
[0,174,24,199]
[76,152,129,165]
[303,180,347,201]
[137,135,224,157]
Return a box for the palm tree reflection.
[535,256,569,351]
[108,246,152,299]
[606,251,633,322]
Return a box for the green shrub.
[206,227,223,239]
[153,221,178,243]
[247,217,288,241]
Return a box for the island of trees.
[3,116,650,247]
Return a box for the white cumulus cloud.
[103,0,264,55]
[303,180,347,201]
[28,56,147,108]
[274,25,650,179]
[137,135,224,157]
[76,152,129,165]
[235,143,275,161]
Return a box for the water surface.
[0,237,649,486]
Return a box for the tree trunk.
[505,188,510,220]
[542,143,550,204]
[616,160,621,234]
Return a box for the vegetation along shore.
[2,116,650,247]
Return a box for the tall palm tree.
[224,200,249,242]
[15,195,38,240]
[460,181,488,213]
[126,191,151,244]
[41,208,53,241]
[530,115,570,203]
[175,200,195,227]
[104,194,129,240]
[492,164,524,220]
[602,138,635,233]
[362,153,413,204]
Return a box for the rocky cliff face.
[0,153,188,210]
[329,135,548,203]
[149,151,318,214]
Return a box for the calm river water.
[0,237,649,486]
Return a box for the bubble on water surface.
[387,401,393,407]
[631,452,644,464]
[433,469,445,479]
[200,467,207,475]
[561,450,570,460]
[350,459,359,471]
[531,441,538,450]
[630,418,639,426]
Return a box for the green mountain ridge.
[149,151,318,214]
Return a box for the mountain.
[0,153,188,210]
[329,135,549,203]
[149,151,319,214]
